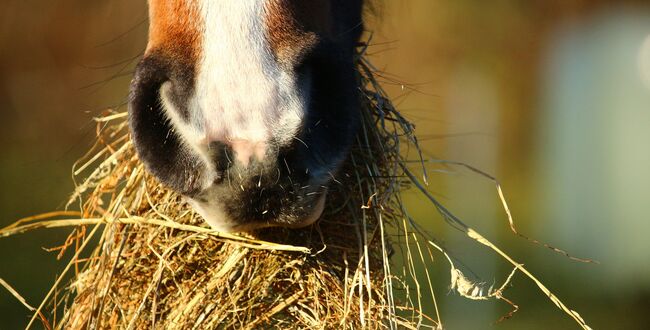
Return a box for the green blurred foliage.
[1,0,649,328]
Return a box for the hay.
[4,46,432,329]
[1,43,594,330]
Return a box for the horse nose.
[204,138,267,168]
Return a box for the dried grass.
[1,43,593,329]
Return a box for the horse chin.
[285,191,327,229]
[185,188,328,233]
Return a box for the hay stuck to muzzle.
[8,49,431,329]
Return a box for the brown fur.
[146,0,202,65]
[265,0,332,66]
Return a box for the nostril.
[128,55,208,196]
[205,139,268,169]
[208,141,235,174]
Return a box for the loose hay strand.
[433,159,598,264]
[0,278,38,313]
[26,221,104,330]
[1,217,311,253]
[401,163,592,329]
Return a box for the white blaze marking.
[160,0,307,177]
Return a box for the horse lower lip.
[290,189,328,228]
[187,185,328,232]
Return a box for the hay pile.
[5,49,434,329]
[1,45,595,330]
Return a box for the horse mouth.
[186,185,329,233]
[285,190,327,229]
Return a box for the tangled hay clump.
[0,43,595,330]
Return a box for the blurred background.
[1,0,649,328]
